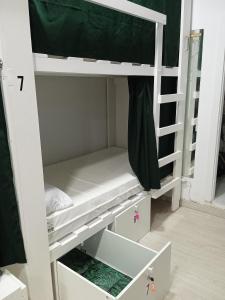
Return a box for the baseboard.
[181,199,225,219]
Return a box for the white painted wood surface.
[56,229,171,300]
[112,196,151,242]
[159,93,184,104]
[0,270,28,300]
[119,243,171,300]
[0,2,53,300]
[183,30,202,178]
[84,230,156,277]
[172,0,193,210]
[151,0,193,210]
[158,123,183,137]
[151,178,180,199]
[189,1,225,203]
[85,0,167,24]
[158,152,182,168]
[34,54,178,77]
[49,194,146,262]
[153,23,164,151]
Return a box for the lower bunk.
[44,146,176,245]
[44,147,144,244]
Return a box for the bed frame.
[183,30,202,177]
[0,1,192,299]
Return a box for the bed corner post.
[0,1,54,299]
[172,0,193,211]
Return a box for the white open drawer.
[111,196,150,242]
[56,229,171,300]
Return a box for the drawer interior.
[58,229,158,297]
[59,248,132,297]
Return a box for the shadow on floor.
[151,197,174,232]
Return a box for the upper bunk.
[31,0,181,77]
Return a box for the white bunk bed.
[0,1,192,300]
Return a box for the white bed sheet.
[44,147,143,243]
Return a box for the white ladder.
[152,0,192,210]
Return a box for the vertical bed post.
[0,1,54,299]
[154,23,164,151]
[172,0,193,210]
[106,78,116,147]
[183,30,202,177]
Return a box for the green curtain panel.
[128,77,160,190]
[29,0,181,188]
[0,87,26,267]
[29,0,181,67]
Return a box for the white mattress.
[44,147,143,243]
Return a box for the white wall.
[184,0,225,203]
[36,76,108,165]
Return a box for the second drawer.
[111,195,151,242]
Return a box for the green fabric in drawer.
[59,248,132,297]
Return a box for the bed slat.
[34,54,179,77]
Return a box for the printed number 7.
[17,76,24,91]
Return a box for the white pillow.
[45,183,73,216]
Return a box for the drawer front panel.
[113,196,151,241]
[119,243,171,300]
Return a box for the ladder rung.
[158,151,182,168]
[189,166,194,176]
[158,93,184,104]
[190,142,196,151]
[192,118,198,126]
[151,177,180,199]
[158,123,183,137]
[161,67,179,77]
[193,91,200,99]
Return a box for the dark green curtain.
[29,0,181,66]
[0,87,26,267]
[29,0,181,189]
[128,77,160,190]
